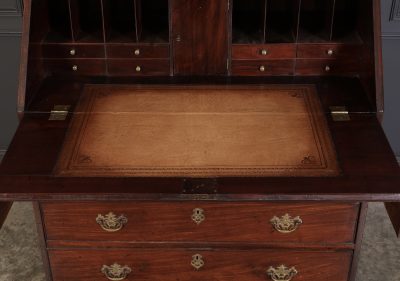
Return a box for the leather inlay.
[55,85,340,177]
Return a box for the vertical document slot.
[298,0,335,42]
[265,0,300,43]
[331,0,362,43]
[138,0,170,43]
[104,0,137,42]
[70,0,105,42]
[232,0,266,44]
[43,0,73,42]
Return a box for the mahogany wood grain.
[42,202,359,244]
[46,240,356,250]
[33,202,52,281]
[49,249,352,281]
[384,202,400,237]
[295,59,361,75]
[171,0,228,75]
[41,44,105,58]
[231,60,294,75]
[107,59,170,76]
[106,44,170,58]
[232,44,296,59]
[296,44,361,59]
[349,203,368,281]
[0,202,12,229]
[44,59,106,76]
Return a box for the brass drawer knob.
[259,65,266,72]
[191,254,204,270]
[96,212,128,232]
[135,66,141,72]
[72,65,78,71]
[261,49,268,56]
[327,49,334,56]
[101,263,132,281]
[325,65,331,72]
[134,49,140,56]
[270,214,302,233]
[70,49,76,56]
[267,265,298,281]
[191,208,205,225]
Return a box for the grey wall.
[0,0,22,153]
[382,0,400,158]
[0,0,399,158]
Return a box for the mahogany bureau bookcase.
[1,0,400,280]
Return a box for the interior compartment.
[232,0,266,44]
[104,0,138,42]
[70,0,104,42]
[265,0,300,43]
[332,0,362,42]
[138,0,169,43]
[298,0,335,42]
[44,0,72,42]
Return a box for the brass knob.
[69,49,76,56]
[96,212,128,232]
[270,214,302,233]
[261,49,268,56]
[101,263,132,280]
[191,254,204,270]
[327,49,334,56]
[325,65,331,72]
[192,208,205,225]
[134,49,140,56]
[259,65,266,72]
[267,265,298,281]
[135,66,141,72]
[72,65,78,71]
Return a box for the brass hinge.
[330,106,350,121]
[49,105,70,121]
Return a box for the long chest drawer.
[41,202,359,244]
[49,249,352,281]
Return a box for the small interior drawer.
[49,249,352,281]
[106,44,170,58]
[295,58,361,75]
[107,59,170,76]
[42,44,105,58]
[43,59,106,75]
[232,44,296,59]
[231,60,294,75]
[42,202,359,244]
[297,44,360,59]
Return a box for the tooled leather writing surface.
[54,85,340,177]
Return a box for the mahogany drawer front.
[297,44,360,59]
[232,44,296,59]
[49,249,352,281]
[295,59,361,75]
[106,44,170,58]
[108,59,170,76]
[231,60,295,75]
[42,44,105,58]
[42,202,359,244]
[43,59,106,75]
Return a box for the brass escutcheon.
[267,265,298,281]
[101,263,132,281]
[191,208,205,225]
[96,212,128,232]
[270,214,302,233]
[191,254,204,270]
